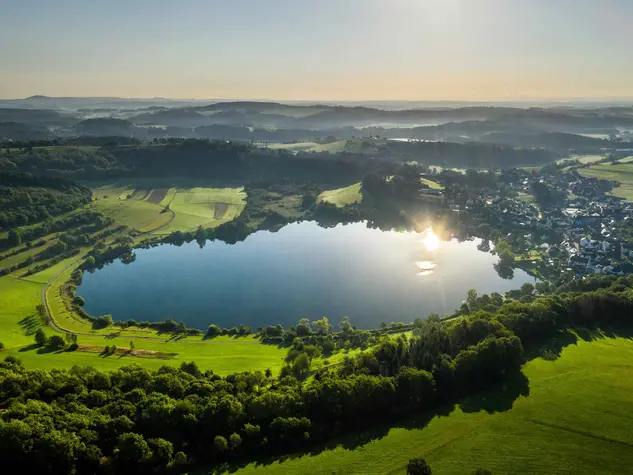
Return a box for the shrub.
[93,314,113,329]
[0,342,4,351]
[206,324,221,338]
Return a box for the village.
[425,166,633,283]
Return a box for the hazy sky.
[1,0,633,100]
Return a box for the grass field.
[263,139,382,155]
[160,187,246,234]
[224,333,633,475]
[90,184,246,234]
[578,163,633,201]
[557,154,606,166]
[319,183,363,207]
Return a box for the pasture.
[579,163,633,201]
[226,334,633,475]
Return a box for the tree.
[312,317,331,335]
[466,289,479,311]
[206,324,221,338]
[148,438,173,468]
[130,340,135,351]
[0,342,4,351]
[535,281,552,295]
[336,315,352,333]
[51,241,68,254]
[407,458,432,475]
[229,433,242,450]
[115,433,153,467]
[520,283,535,296]
[295,318,312,336]
[7,228,22,247]
[265,368,273,378]
[34,328,47,346]
[214,435,228,452]
[47,335,66,350]
[292,353,311,377]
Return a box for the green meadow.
[223,334,633,475]
[90,184,246,234]
[319,182,363,207]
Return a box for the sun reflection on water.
[420,228,440,252]
[415,260,436,277]
[416,228,440,276]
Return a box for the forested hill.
[0,172,92,230]
[0,139,558,182]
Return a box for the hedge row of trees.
[0,210,113,252]
[0,172,92,230]
[1,275,632,473]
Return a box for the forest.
[1,138,558,183]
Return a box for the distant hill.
[75,118,134,137]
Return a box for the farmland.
[90,184,246,234]
[227,334,633,475]
[578,163,633,201]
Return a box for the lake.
[78,221,534,330]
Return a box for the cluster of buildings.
[428,169,633,280]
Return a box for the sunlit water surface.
[78,221,533,329]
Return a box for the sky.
[1,0,633,101]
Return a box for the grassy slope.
[91,185,246,235]
[420,178,444,190]
[318,183,363,207]
[160,187,246,234]
[579,163,633,201]
[228,335,633,475]
[91,186,172,232]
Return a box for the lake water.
[78,221,534,330]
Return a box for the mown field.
[579,163,633,201]
[91,184,246,234]
[222,335,633,475]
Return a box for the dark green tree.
[7,228,22,247]
[407,457,432,475]
[34,328,47,346]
